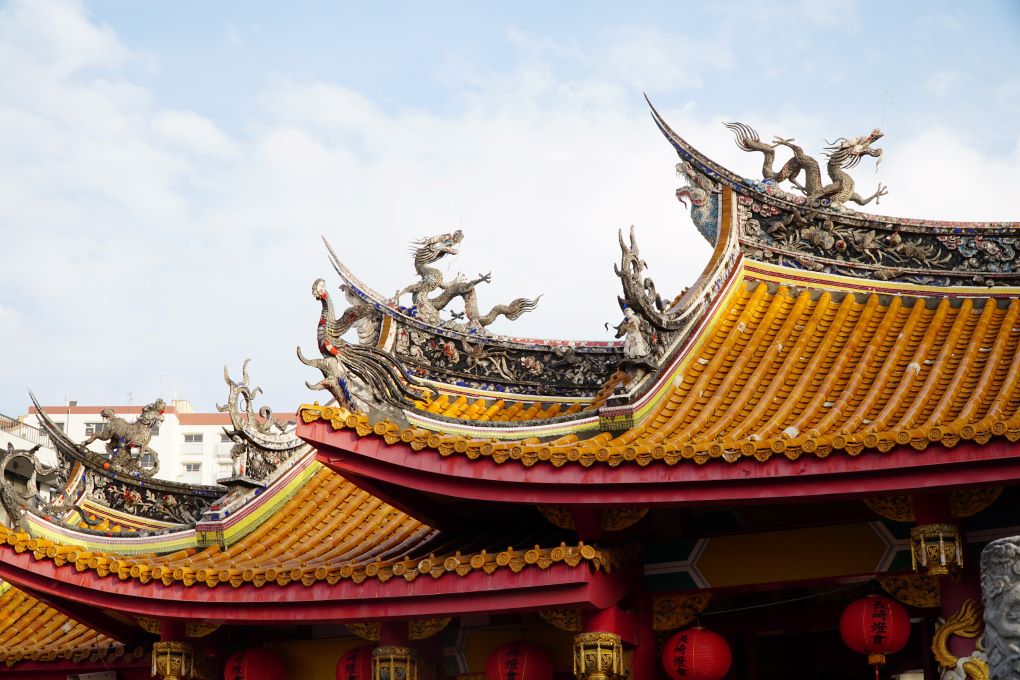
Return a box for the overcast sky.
[1,0,1019,415]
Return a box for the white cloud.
[0,2,1018,417]
[151,111,238,158]
[0,0,127,78]
[798,0,860,28]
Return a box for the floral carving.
[652,593,711,631]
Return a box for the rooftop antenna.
[126,391,134,405]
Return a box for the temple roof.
[292,106,1020,483]
[302,257,1020,469]
[0,580,139,667]
[0,463,619,590]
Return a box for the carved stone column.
[982,537,1020,678]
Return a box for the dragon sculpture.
[932,598,990,680]
[81,399,163,476]
[394,230,540,332]
[725,122,888,209]
[0,443,97,529]
[299,278,434,411]
[217,361,305,481]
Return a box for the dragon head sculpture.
[412,229,463,264]
[826,128,884,170]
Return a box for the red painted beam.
[0,546,628,624]
[304,421,1020,506]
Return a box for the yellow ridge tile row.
[415,394,585,422]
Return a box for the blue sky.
[1,0,1019,415]
[84,1,1020,152]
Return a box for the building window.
[183,433,203,444]
[220,433,232,443]
[183,462,202,483]
[85,422,107,436]
[140,453,156,469]
[51,421,65,432]
[150,423,160,435]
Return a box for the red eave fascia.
[0,546,627,624]
[301,420,1020,506]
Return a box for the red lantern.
[661,627,732,680]
[224,647,286,680]
[485,641,553,680]
[336,645,374,680]
[839,595,911,673]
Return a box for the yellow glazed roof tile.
[0,580,140,667]
[303,278,1020,467]
[414,394,586,422]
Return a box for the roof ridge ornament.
[299,279,435,413]
[392,229,541,333]
[20,392,221,530]
[218,360,305,483]
[0,442,90,530]
[724,121,888,209]
[79,399,164,477]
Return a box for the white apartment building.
[2,399,293,486]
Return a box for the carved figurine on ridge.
[393,230,540,333]
[725,121,888,209]
[80,398,164,475]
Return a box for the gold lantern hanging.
[572,632,623,680]
[372,645,419,680]
[910,523,963,576]
[151,640,194,680]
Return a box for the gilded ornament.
[863,495,915,522]
[151,640,194,680]
[348,622,381,642]
[373,645,419,680]
[932,599,989,679]
[539,608,582,632]
[911,523,963,576]
[408,617,450,640]
[135,616,162,635]
[600,508,649,532]
[573,632,624,680]
[537,505,574,530]
[950,488,1002,519]
[653,592,712,631]
[878,574,940,609]
[184,621,220,638]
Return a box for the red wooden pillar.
[160,619,185,642]
[581,604,640,680]
[631,594,657,680]
[914,493,978,660]
[379,621,407,646]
